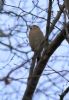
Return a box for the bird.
[29,25,44,62]
[64,0,69,18]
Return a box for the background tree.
[0,0,69,100]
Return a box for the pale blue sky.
[0,0,69,100]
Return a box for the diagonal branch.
[60,87,69,100]
[22,23,69,100]
[49,4,64,34]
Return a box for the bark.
[22,23,69,100]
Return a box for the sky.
[0,0,69,100]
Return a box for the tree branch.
[22,23,69,100]
[60,87,69,100]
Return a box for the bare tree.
[0,0,69,100]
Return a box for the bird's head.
[28,25,40,30]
